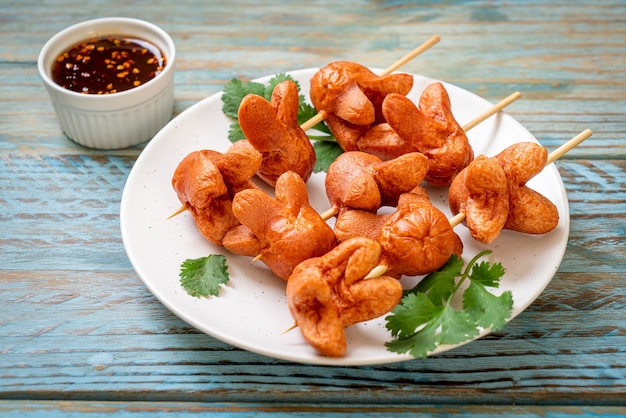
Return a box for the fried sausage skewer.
[357,129,592,281]
[322,92,521,220]
[300,35,441,132]
[286,237,403,357]
[238,80,316,187]
[334,185,464,279]
[448,129,593,243]
[170,143,263,246]
[224,171,337,281]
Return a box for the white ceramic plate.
[120,68,569,366]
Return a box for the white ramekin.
[38,17,176,149]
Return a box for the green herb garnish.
[221,78,266,120]
[313,140,345,173]
[385,250,513,358]
[179,255,230,297]
[221,73,341,172]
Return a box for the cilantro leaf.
[409,254,464,305]
[179,255,229,297]
[463,283,513,331]
[264,73,296,100]
[313,140,344,173]
[386,320,438,358]
[385,292,440,339]
[385,304,479,358]
[385,250,512,358]
[437,304,480,345]
[469,259,506,288]
[297,101,319,126]
[228,121,245,143]
[222,78,265,119]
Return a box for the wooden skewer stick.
[319,91,523,222]
[281,322,299,334]
[319,207,339,221]
[299,34,441,132]
[448,212,467,228]
[546,128,592,165]
[462,91,522,132]
[366,128,593,279]
[364,264,390,280]
[385,35,442,74]
[252,253,263,262]
[167,205,187,220]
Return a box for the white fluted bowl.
[38,17,176,149]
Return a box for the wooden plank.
[1,401,626,417]
[1,268,625,404]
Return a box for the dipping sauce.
[52,35,166,94]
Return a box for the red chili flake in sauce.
[52,35,166,94]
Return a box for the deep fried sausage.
[359,83,473,187]
[335,186,463,278]
[286,237,402,357]
[238,80,316,186]
[227,171,337,280]
[325,150,429,216]
[310,61,413,151]
[448,142,558,244]
[171,144,262,246]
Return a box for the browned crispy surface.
[366,83,473,187]
[449,155,509,244]
[325,151,429,216]
[335,186,463,278]
[449,142,559,244]
[171,145,262,246]
[374,152,430,206]
[310,61,413,151]
[286,237,402,357]
[228,171,337,280]
[325,151,382,215]
[495,142,558,234]
[238,80,315,186]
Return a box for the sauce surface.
[52,35,166,94]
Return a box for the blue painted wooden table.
[1,1,625,416]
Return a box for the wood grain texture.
[1,0,625,415]
[2,401,626,418]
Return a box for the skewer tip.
[252,253,263,262]
[382,34,442,76]
[167,205,187,220]
[365,264,389,279]
[462,91,522,132]
[546,128,593,165]
[281,322,298,334]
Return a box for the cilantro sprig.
[179,255,230,297]
[385,250,513,358]
[220,73,341,172]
